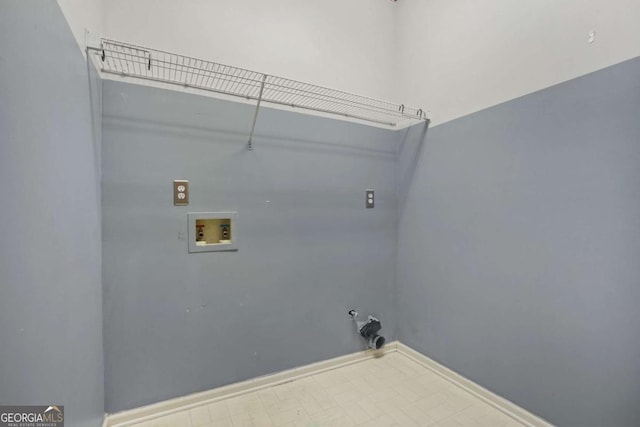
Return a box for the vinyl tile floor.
[129,352,525,427]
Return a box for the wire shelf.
[92,39,428,128]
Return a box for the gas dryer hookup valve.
[348,309,386,350]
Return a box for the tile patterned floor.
[129,352,525,427]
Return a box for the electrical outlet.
[173,180,189,206]
[366,189,374,208]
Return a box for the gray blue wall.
[397,57,640,427]
[101,81,399,412]
[0,1,104,426]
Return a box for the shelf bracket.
[247,74,267,150]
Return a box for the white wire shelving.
[89,38,428,149]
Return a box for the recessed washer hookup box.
[188,212,238,253]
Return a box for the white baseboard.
[104,341,552,427]
[396,342,553,427]
[104,342,397,427]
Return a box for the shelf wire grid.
[93,39,428,127]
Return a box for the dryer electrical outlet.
[188,212,238,253]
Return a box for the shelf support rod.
[247,74,267,150]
